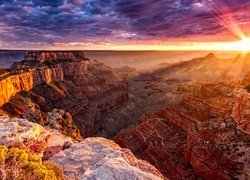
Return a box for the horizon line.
[0,49,243,52]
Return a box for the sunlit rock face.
[0,72,34,106]
[0,51,90,107]
[115,77,250,180]
[50,137,164,180]
[0,51,129,137]
[0,115,50,154]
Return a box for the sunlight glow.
[239,38,250,52]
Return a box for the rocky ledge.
[50,137,164,180]
[0,114,163,179]
[0,115,50,154]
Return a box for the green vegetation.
[0,145,65,180]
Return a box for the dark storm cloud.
[0,0,249,47]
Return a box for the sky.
[0,0,250,50]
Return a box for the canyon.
[0,51,249,179]
[114,54,250,179]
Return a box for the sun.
[239,38,250,52]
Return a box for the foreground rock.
[50,137,164,180]
[0,115,50,154]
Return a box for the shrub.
[0,145,65,180]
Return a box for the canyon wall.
[0,51,129,137]
[115,77,250,180]
[22,51,87,63]
[0,61,90,107]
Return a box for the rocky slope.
[50,137,164,180]
[0,51,129,137]
[115,74,250,179]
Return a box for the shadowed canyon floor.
[0,51,250,179]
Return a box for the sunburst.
[239,38,250,52]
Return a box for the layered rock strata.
[116,77,250,179]
[0,51,128,137]
[22,51,87,63]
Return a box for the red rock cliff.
[0,61,90,107]
[0,51,129,137]
[115,78,250,179]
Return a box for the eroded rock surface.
[50,137,164,180]
[0,115,50,154]
[116,77,250,180]
[43,128,76,160]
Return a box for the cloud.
[32,0,66,7]
[0,0,249,48]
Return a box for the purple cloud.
[0,0,249,48]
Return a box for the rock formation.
[115,75,250,179]
[0,51,129,137]
[50,137,164,180]
[0,115,50,154]
[22,51,87,63]
[47,109,82,141]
